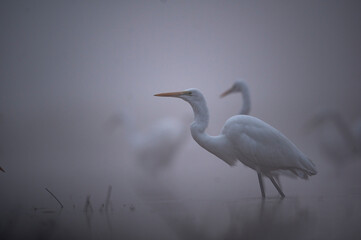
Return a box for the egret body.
[220,81,286,196]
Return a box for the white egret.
[132,117,188,176]
[220,80,250,115]
[220,81,288,196]
[105,113,188,177]
[155,89,317,198]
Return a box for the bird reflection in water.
[225,198,311,240]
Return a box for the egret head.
[155,88,209,129]
[154,88,204,104]
[220,80,247,98]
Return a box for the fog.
[1,1,361,239]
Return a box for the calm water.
[1,192,361,240]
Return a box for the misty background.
[1,1,361,239]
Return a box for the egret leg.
[274,175,282,190]
[257,173,265,198]
[268,175,285,198]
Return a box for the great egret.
[220,80,250,115]
[105,113,188,177]
[305,111,360,167]
[155,89,317,198]
[220,81,287,195]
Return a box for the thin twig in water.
[45,188,64,208]
[0,166,5,172]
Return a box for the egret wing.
[222,115,316,177]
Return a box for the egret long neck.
[188,96,215,151]
[188,96,234,165]
[186,93,235,165]
[240,86,250,115]
[189,96,209,133]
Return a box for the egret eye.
[188,91,192,95]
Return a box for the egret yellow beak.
[220,88,234,98]
[154,91,189,97]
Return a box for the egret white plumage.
[155,89,317,198]
[220,81,285,196]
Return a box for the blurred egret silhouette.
[104,112,188,177]
[304,111,361,168]
[155,88,317,198]
[220,80,250,115]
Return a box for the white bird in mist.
[220,80,289,195]
[155,89,317,198]
[304,111,361,167]
[220,80,251,115]
[104,113,188,177]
